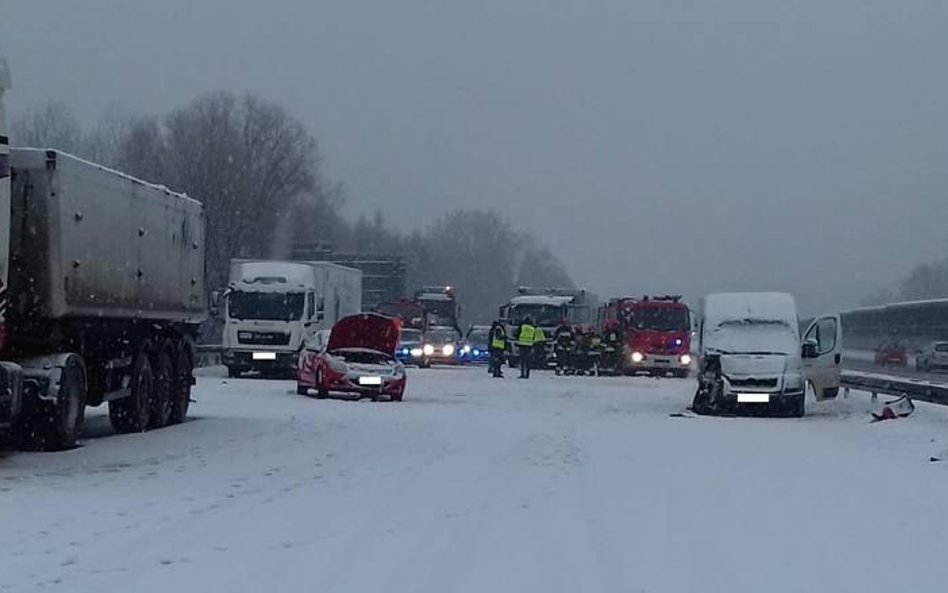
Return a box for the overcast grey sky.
[2,0,947,315]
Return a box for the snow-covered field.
[3,367,948,592]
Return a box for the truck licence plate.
[252,352,277,361]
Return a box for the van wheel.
[227,366,241,378]
[787,394,805,418]
[110,349,153,433]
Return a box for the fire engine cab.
[598,296,693,377]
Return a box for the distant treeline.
[12,95,573,326]
[866,258,948,306]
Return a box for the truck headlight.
[679,354,692,366]
[631,352,644,363]
[443,344,455,356]
[411,348,424,357]
[423,344,435,356]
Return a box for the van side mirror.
[802,340,818,359]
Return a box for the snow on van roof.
[703,292,798,325]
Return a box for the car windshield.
[426,329,458,344]
[467,329,490,344]
[399,329,423,344]
[228,291,305,321]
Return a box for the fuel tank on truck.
[8,149,207,325]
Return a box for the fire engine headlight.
[411,348,424,358]
[631,352,644,363]
[679,354,692,366]
[443,344,455,356]
[423,344,435,356]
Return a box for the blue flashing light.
[401,347,410,355]
[473,349,481,356]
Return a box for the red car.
[297,313,407,401]
[875,341,908,367]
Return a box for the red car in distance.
[875,341,908,367]
[297,313,407,401]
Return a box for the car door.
[802,315,843,400]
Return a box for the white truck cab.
[221,260,362,378]
[695,292,842,417]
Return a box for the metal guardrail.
[842,370,948,406]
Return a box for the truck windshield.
[228,291,305,321]
[509,305,563,327]
[622,307,690,332]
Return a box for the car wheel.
[316,369,329,399]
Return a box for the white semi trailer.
[0,59,207,449]
[221,260,362,377]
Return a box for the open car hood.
[328,313,400,356]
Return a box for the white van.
[694,292,842,417]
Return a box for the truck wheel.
[19,357,87,451]
[109,350,153,433]
[170,343,193,425]
[149,349,174,429]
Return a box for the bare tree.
[11,100,82,152]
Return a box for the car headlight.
[631,352,644,363]
[423,344,435,356]
[679,354,692,366]
[443,344,455,356]
[411,347,424,357]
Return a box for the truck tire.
[170,342,193,425]
[149,348,174,429]
[18,356,87,451]
[109,350,153,433]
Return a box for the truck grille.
[238,332,291,346]
[728,377,779,389]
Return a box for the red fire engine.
[598,296,693,377]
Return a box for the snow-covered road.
[4,367,948,592]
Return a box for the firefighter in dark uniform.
[554,320,575,375]
[488,320,507,378]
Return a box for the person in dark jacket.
[554,320,575,375]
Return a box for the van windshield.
[228,291,305,321]
[706,319,799,356]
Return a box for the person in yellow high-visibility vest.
[517,317,537,379]
[488,320,507,378]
